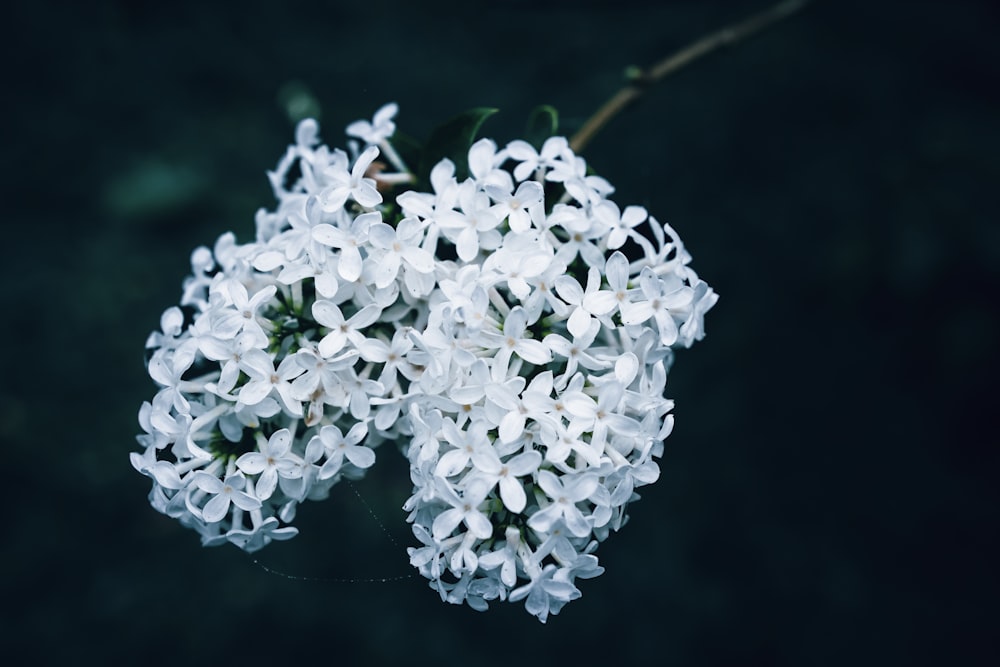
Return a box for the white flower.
[311,211,378,282]
[235,429,302,500]
[279,439,324,503]
[435,179,502,263]
[227,516,298,554]
[481,236,553,301]
[543,320,610,383]
[346,102,398,145]
[214,280,277,347]
[355,327,415,388]
[594,200,647,250]
[546,153,614,205]
[509,563,581,623]
[677,279,719,347]
[478,306,552,372]
[317,145,383,211]
[408,523,448,580]
[199,332,258,395]
[489,371,559,445]
[396,159,459,225]
[311,300,383,357]
[146,392,215,460]
[485,180,544,233]
[237,349,305,416]
[562,380,641,453]
[620,267,694,346]
[339,366,385,420]
[147,347,196,414]
[310,422,374,480]
[467,138,512,190]
[506,136,570,182]
[430,477,493,541]
[191,471,262,523]
[366,216,436,289]
[434,418,493,478]
[289,346,358,426]
[471,448,542,513]
[553,267,601,339]
[549,204,606,268]
[537,418,603,468]
[527,469,599,538]
[406,404,443,466]
[581,250,634,321]
[130,448,186,490]
[145,306,185,350]
[478,526,522,587]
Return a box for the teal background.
[3,1,997,664]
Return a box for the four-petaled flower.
[485,180,544,233]
[317,145,383,211]
[479,306,552,373]
[309,422,375,480]
[527,469,600,538]
[431,477,494,541]
[236,429,302,500]
[311,300,383,358]
[346,102,398,145]
[192,471,262,523]
[366,216,436,290]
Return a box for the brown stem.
[569,0,811,153]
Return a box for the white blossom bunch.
[132,103,717,622]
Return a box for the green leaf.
[524,105,559,149]
[388,130,423,175]
[419,107,499,183]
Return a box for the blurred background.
[3,0,997,664]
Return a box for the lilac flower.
[310,422,375,480]
[431,477,493,541]
[472,448,542,513]
[235,429,302,500]
[317,145,382,211]
[505,136,570,182]
[528,470,599,538]
[237,349,305,416]
[485,180,544,233]
[366,216,436,289]
[593,200,647,250]
[191,471,262,523]
[311,300,383,358]
[478,306,552,372]
[135,104,716,621]
[509,563,581,623]
[346,102,398,145]
[311,211,378,282]
[620,267,694,346]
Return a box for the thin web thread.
[250,558,412,583]
[346,479,405,549]
[251,480,413,583]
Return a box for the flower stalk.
[570,0,812,153]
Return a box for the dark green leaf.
[524,105,559,150]
[419,107,499,183]
[388,130,422,175]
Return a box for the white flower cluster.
[132,103,717,621]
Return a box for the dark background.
[3,0,997,664]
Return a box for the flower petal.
[201,494,230,523]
